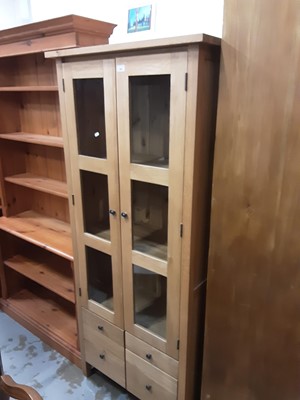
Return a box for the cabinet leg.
[81,361,93,377]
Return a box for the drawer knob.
[146,353,152,360]
[98,325,104,331]
[145,385,152,391]
[99,353,105,360]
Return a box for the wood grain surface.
[201,1,300,399]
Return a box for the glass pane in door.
[86,246,114,311]
[133,265,166,338]
[132,181,168,260]
[129,75,170,167]
[81,170,110,240]
[73,78,107,158]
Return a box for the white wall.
[0,0,224,41]
[0,0,31,29]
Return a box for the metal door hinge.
[72,195,75,205]
[79,288,82,297]
[62,79,65,92]
[177,339,180,350]
[185,73,188,91]
[180,223,183,238]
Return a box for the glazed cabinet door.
[62,59,123,327]
[116,51,187,358]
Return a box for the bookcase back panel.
[3,183,69,222]
[0,141,66,181]
[25,144,66,181]
[0,94,21,132]
[0,141,25,176]
[3,184,32,216]
[30,191,70,222]
[15,54,57,87]
[0,54,56,87]
[19,92,61,136]
[0,57,17,86]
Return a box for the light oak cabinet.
[48,34,220,398]
[0,16,115,367]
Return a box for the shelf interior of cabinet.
[4,254,75,303]
[133,237,167,260]
[85,230,167,262]
[134,288,166,339]
[0,210,73,260]
[133,225,168,260]
[4,173,68,198]
[131,154,169,168]
[0,133,63,147]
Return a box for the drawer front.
[82,308,125,387]
[85,338,125,388]
[82,308,123,345]
[126,350,177,400]
[125,332,178,378]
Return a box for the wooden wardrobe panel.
[202,1,300,399]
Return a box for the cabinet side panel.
[55,59,86,371]
[179,45,220,400]
[202,1,300,399]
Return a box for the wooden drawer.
[82,308,123,345]
[84,338,125,388]
[82,309,125,387]
[125,332,178,378]
[126,350,177,400]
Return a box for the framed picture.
[127,5,152,34]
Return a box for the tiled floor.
[0,310,135,400]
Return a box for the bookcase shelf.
[0,288,80,364]
[0,85,58,92]
[0,14,116,369]
[0,210,73,260]
[0,132,64,147]
[5,173,68,198]
[4,254,75,303]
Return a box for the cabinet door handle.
[109,209,116,216]
[146,353,152,360]
[99,353,105,360]
[121,212,128,219]
[145,385,152,391]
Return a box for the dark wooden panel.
[202,1,300,399]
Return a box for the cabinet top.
[45,33,221,59]
[0,15,116,58]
